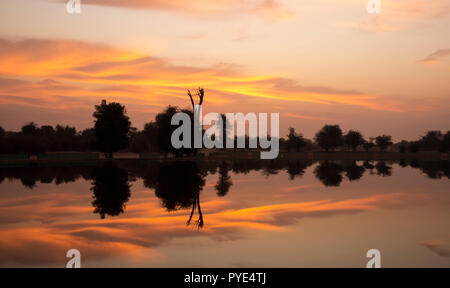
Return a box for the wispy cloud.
[419,240,450,258]
[336,0,449,32]
[418,49,450,65]
[55,0,294,21]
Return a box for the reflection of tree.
[91,162,131,219]
[375,161,392,177]
[413,160,450,179]
[215,161,232,197]
[154,161,206,228]
[286,160,308,180]
[262,160,283,177]
[314,161,344,187]
[343,161,365,181]
[363,160,375,170]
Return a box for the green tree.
[93,100,131,158]
[314,125,343,152]
[375,135,393,151]
[344,130,365,151]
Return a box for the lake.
[0,159,449,267]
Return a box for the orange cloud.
[0,37,413,116]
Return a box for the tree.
[0,126,4,153]
[155,106,181,155]
[409,141,420,153]
[375,135,393,151]
[344,130,364,151]
[287,127,306,152]
[314,125,343,152]
[93,100,131,158]
[440,131,450,153]
[419,131,442,151]
[362,138,375,152]
[21,122,38,136]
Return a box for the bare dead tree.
[187,87,205,112]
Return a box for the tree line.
[1,97,449,156]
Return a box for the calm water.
[0,159,449,267]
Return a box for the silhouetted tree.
[21,122,38,136]
[91,163,131,219]
[362,139,375,152]
[375,135,393,151]
[215,161,233,197]
[409,141,420,153]
[187,87,204,112]
[0,126,4,153]
[419,131,442,151]
[154,106,196,156]
[440,131,450,153]
[93,100,131,158]
[344,130,364,151]
[287,127,307,152]
[314,161,344,186]
[314,125,343,152]
[398,140,408,153]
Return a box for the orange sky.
[0,0,449,140]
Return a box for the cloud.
[336,0,449,32]
[418,49,450,64]
[57,0,294,21]
[0,37,414,121]
[419,240,450,258]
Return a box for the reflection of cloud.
[0,190,432,266]
[419,240,450,258]
[418,49,450,65]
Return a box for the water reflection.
[91,162,131,219]
[153,161,206,228]
[1,159,449,189]
[0,159,449,267]
[215,161,232,197]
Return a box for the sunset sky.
[0,0,449,140]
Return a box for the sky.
[0,0,449,140]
